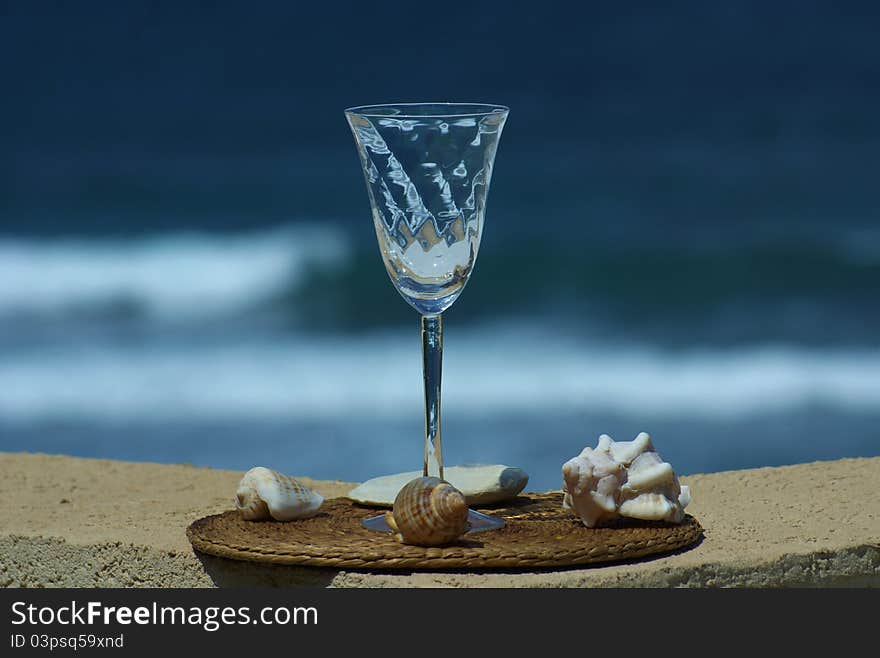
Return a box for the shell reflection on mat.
[234,467,324,521]
[385,476,470,546]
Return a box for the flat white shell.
[347,465,529,507]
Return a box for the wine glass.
[345,102,509,536]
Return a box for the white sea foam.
[0,327,878,422]
[0,225,349,320]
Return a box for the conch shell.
[385,476,469,546]
[562,432,691,527]
[235,467,324,521]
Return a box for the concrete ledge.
[1,452,877,587]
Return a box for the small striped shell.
[387,476,469,546]
[235,467,324,521]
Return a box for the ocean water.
[1,222,878,491]
[2,2,879,492]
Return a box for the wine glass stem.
[421,314,443,480]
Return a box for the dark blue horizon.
[4,2,880,236]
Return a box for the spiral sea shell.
[235,466,324,521]
[384,476,469,546]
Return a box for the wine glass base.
[362,509,505,536]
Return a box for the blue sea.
[2,2,879,492]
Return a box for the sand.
[1,452,878,587]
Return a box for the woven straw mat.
[186,492,703,571]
